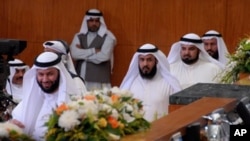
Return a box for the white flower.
[5,122,23,134]
[111,87,132,97]
[0,123,9,137]
[102,87,110,95]
[122,113,135,123]
[82,99,98,115]
[124,103,133,112]
[69,94,82,101]
[0,122,24,137]
[108,133,120,140]
[246,39,250,44]
[58,110,80,131]
[110,86,121,94]
[111,109,119,119]
[100,103,113,113]
[45,87,151,141]
[67,100,80,109]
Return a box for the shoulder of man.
[105,30,116,42]
[67,70,85,83]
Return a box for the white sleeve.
[87,35,116,64]
[70,34,95,60]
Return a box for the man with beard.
[168,33,223,89]
[10,52,83,141]
[43,40,87,94]
[202,30,229,67]
[70,8,116,91]
[120,43,181,122]
[5,59,29,103]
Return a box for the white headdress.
[77,8,116,71]
[168,33,224,69]
[79,9,107,37]
[12,52,79,135]
[7,59,29,84]
[201,30,229,65]
[120,43,181,92]
[6,59,29,100]
[43,40,77,74]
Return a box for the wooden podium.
[122,97,237,141]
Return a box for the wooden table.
[122,97,237,141]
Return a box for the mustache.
[183,55,191,58]
[16,77,23,80]
[142,66,150,70]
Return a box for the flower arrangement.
[45,87,150,141]
[0,122,35,141]
[218,36,250,83]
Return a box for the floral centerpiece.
[45,87,150,141]
[0,122,35,141]
[218,36,250,83]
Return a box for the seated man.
[120,43,181,122]
[202,30,229,67]
[43,40,76,74]
[10,52,83,140]
[5,59,29,103]
[43,40,87,94]
[168,33,223,89]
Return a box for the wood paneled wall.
[1,0,250,86]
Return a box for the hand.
[8,119,25,128]
[95,48,101,53]
[76,44,82,49]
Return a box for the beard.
[181,54,199,65]
[208,50,219,60]
[88,26,100,32]
[37,75,60,94]
[139,64,157,79]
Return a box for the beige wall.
[1,0,250,86]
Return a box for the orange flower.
[56,103,68,115]
[84,95,96,101]
[111,94,119,103]
[108,116,119,128]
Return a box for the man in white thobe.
[70,8,116,91]
[168,33,223,89]
[10,52,83,141]
[202,30,230,67]
[120,43,181,122]
[43,40,87,94]
[5,59,29,103]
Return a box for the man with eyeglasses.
[70,8,117,91]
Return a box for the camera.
[0,39,27,89]
[0,39,27,120]
[0,39,27,57]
